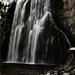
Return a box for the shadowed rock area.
[51,0,75,47]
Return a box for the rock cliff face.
[51,0,75,46]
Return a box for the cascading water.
[7,0,71,64]
[7,0,28,62]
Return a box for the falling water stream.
[7,0,71,64]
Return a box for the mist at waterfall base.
[6,0,71,65]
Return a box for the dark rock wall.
[1,1,16,61]
[51,0,75,47]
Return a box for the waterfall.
[7,0,28,62]
[7,0,71,64]
[30,22,44,63]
